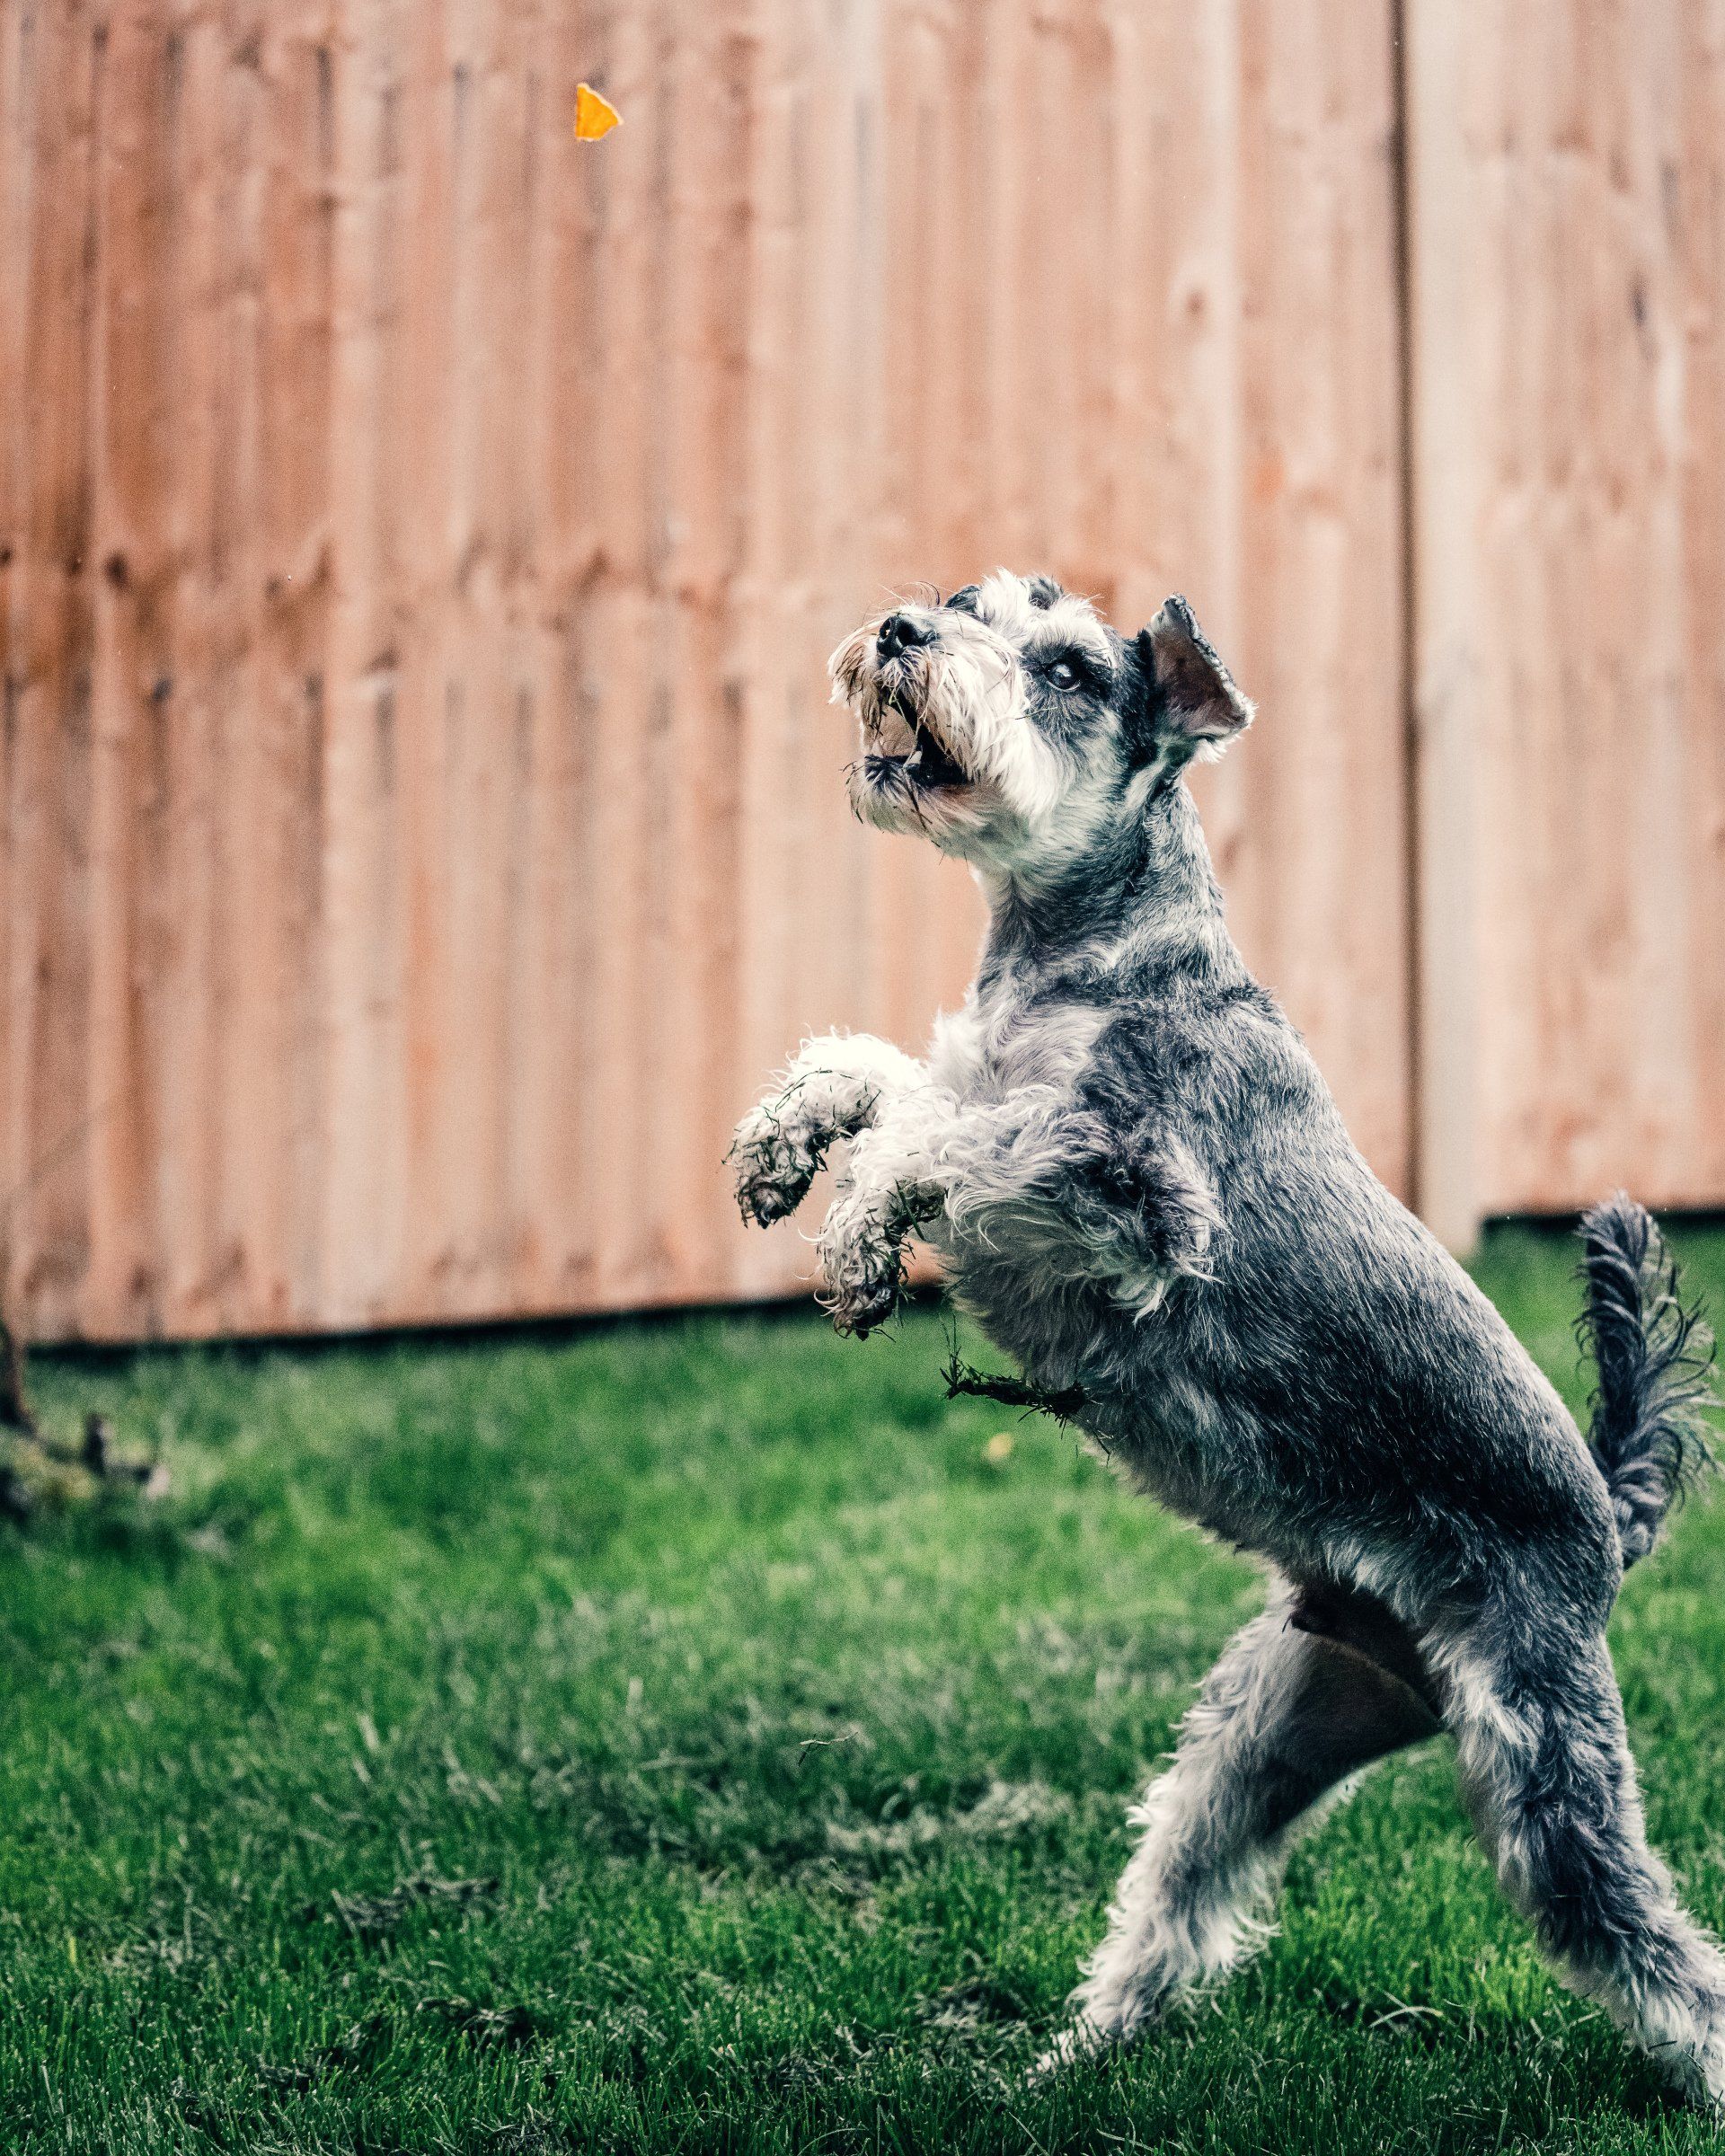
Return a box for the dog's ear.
[1131,596,1253,764]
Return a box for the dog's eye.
[1046,658,1080,691]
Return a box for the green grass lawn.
[3,1226,1724,2154]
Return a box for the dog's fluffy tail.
[1576,1194,1717,1568]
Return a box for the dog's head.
[828,572,1252,877]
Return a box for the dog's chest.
[929,983,1103,1106]
[924,983,1112,1347]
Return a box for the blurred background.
[1,0,1721,1344]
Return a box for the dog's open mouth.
[871,683,970,791]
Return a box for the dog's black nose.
[878,613,933,658]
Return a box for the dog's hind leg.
[1433,1602,1725,2107]
[1054,1578,1438,2062]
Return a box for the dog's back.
[937,841,1631,1613]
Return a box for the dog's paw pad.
[730,1114,824,1226]
[737,1173,801,1228]
[827,1263,901,1337]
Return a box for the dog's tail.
[1576,1194,1717,1568]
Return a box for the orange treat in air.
[573,84,621,140]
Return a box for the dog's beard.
[827,619,1066,850]
[829,631,988,841]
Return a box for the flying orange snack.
[573,84,621,140]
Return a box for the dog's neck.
[977,779,1243,990]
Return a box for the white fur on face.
[970,571,1114,674]
[828,571,1111,867]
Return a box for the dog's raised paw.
[819,1221,906,1336]
[729,1106,824,1227]
[736,1171,801,1228]
[827,1269,899,1338]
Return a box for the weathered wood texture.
[1408,0,1725,1244]
[25,0,1700,1342]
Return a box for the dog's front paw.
[729,1100,827,1227]
[817,1198,909,1338]
[827,1263,902,1339]
[822,1236,904,1337]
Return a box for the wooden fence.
[0,0,1719,1341]
[1408,0,1725,1246]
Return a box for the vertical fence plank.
[258,0,339,1328]
[532,0,606,1312]
[1218,0,1411,1191]
[0,0,37,1318]
[321,0,414,1330]
[154,0,228,1335]
[6,3,102,1340]
[578,0,661,1312]
[1677,1,1725,1199]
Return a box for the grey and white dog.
[730,571,1721,2100]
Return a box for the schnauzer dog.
[730,571,1721,2100]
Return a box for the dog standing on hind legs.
[730,571,1723,2102]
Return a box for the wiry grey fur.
[1579,1193,1717,1567]
[730,571,1724,2103]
